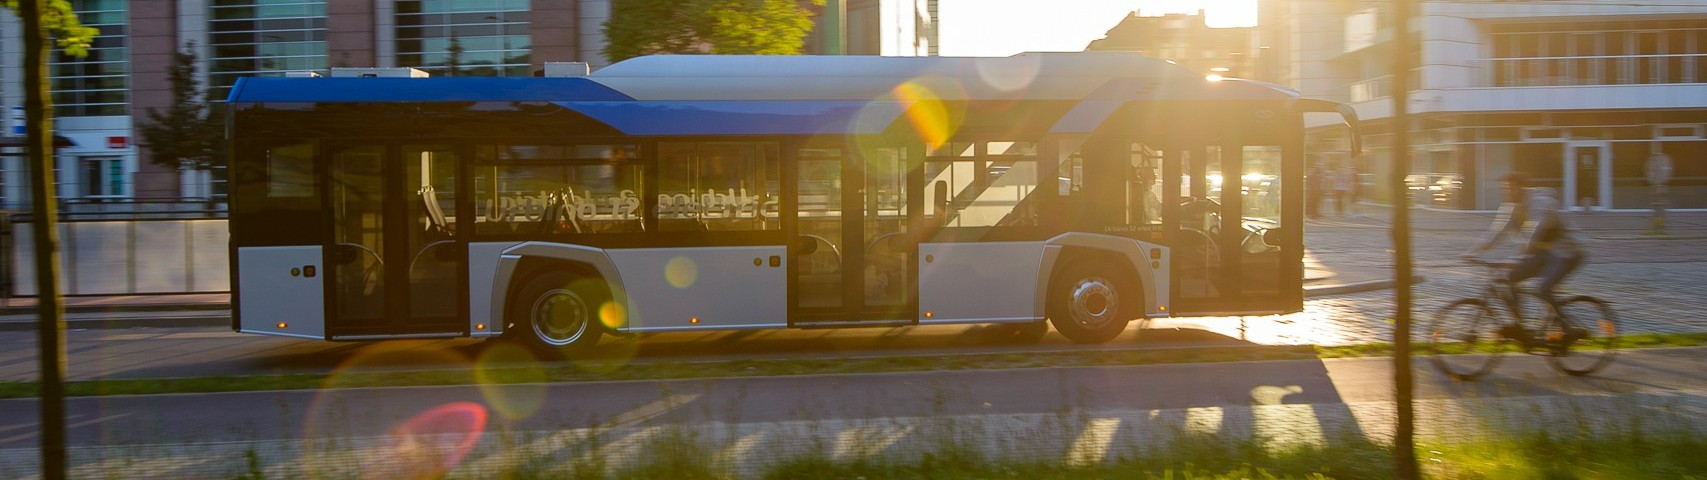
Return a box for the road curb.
[1304,275,1424,298]
[0,314,230,331]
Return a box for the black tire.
[986,321,1049,345]
[1047,259,1136,344]
[507,270,606,356]
[1545,296,1617,376]
[1427,299,1507,381]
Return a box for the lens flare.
[599,300,628,329]
[665,256,698,288]
[973,54,1042,93]
[475,342,549,420]
[891,79,965,149]
[363,401,489,480]
[302,342,477,477]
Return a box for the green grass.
[2,332,1705,399]
[452,423,1707,479]
[757,432,1395,480]
[1424,429,1707,479]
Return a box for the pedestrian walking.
[1346,165,1364,218]
[1306,161,1324,219]
[1331,164,1352,216]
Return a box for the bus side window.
[658,142,781,232]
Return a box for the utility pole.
[1389,0,1419,478]
[20,0,68,477]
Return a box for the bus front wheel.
[509,271,606,356]
[1048,260,1136,344]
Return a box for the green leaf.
[3,0,99,58]
[604,0,815,63]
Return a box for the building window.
[395,0,532,77]
[51,0,128,117]
[207,0,329,101]
[80,156,125,198]
[1489,20,1707,87]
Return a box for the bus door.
[324,143,466,337]
[232,141,327,339]
[1169,138,1302,315]
[790,143,917,323]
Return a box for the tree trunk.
[20,0,69,478]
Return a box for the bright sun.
[939,0,1259,57]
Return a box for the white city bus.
[226,52,1359,353]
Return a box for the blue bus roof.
[555,101,906,136]
[226,77,634,103]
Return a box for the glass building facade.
[207,0,329,101]
[51,0,129,117]
[395,0,532,77]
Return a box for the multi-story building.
[1086,10,1256,78]
[822,0,936,56]
[1262,0,1707,210]
[0,0,935,209]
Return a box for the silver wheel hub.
[1069,277,1119,328]
[532,288,589,346]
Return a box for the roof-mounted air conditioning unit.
[543,62,591,77]
[329,67,429,78]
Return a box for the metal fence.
[3,213,230,297]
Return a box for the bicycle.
[1426,258,1618,380]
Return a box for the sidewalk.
[0,294,230,331]
[1300,202,1707,298]
[0,293,229,313]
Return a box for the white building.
[1263,0,1707,210]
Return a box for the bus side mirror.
[1262,227,1284,246]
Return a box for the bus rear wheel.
[509,271,606,356]
[1048,260,1136,344]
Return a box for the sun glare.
[941,0,1259,57]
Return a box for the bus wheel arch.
[505,260,612,355]
[1047,251,1142,344]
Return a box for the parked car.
[1405,173,1463,207]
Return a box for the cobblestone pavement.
[1159,207,1707,346]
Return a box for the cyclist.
[1463,172,1587,341]
[1468,171,1584,346]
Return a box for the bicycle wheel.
[1545,295,1618,376]
[1427,299,1507,381]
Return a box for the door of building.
[1565,141,1611,210]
